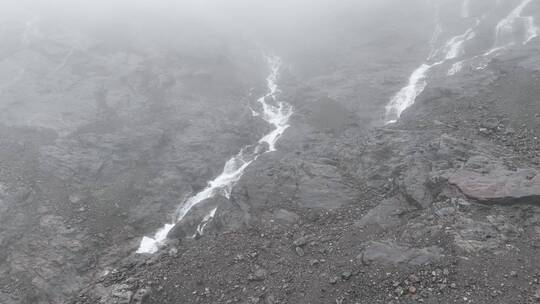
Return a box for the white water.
[256,57,293,152]
[385,22,476,123]
[137,55,293,254]
[195,207,217,236]
[443,28,476,60]
[447,61,464,76]
[385,63,432,124]
[385,0,539,123]
[454,0,539,73]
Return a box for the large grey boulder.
[449,165,540,204]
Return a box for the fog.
[1,0,433,56]
[2,0,540,303]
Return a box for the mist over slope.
[0,1,539,304]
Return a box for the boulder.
[449,167,540,204]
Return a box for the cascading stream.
[384,0,539,124]
[451,0,539,73]
[137,55,293,254]
[384,20,478,123]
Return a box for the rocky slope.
[1,1,540,304]
[70,43,540,303]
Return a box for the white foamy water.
[453,0,540,73]
[195,207,217,236]
[137,55,293,254]
[447,61,464,76]
[385,21,477,123]
[385,0,539,123]
[257,57,293,151]
[443,28,476,60]
[385,63,433,123]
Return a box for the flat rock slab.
[358,241,443,266]
[354,197,413,230]
[449,167,540,204]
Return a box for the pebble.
[293,236,309,247]
[409,274,421,283]
[341,271,352,280]
[479,128,490,136]
[132,288,150,304]
[248,268,267,281]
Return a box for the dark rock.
[504,127,515,135]
[399,156,435,208]
[132,288,150,304]
[479,128,490,136]
[265,294,276,304]
[267,209,299,224]
[481,119,499,130]
[534,288,540,301]
[354,197,413,229]
[358,241,443,265]
[409,274,421,283]
[248,268,267,282]
[293,236,309,247]
[235,157,358,209]
[110,284,133,304]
